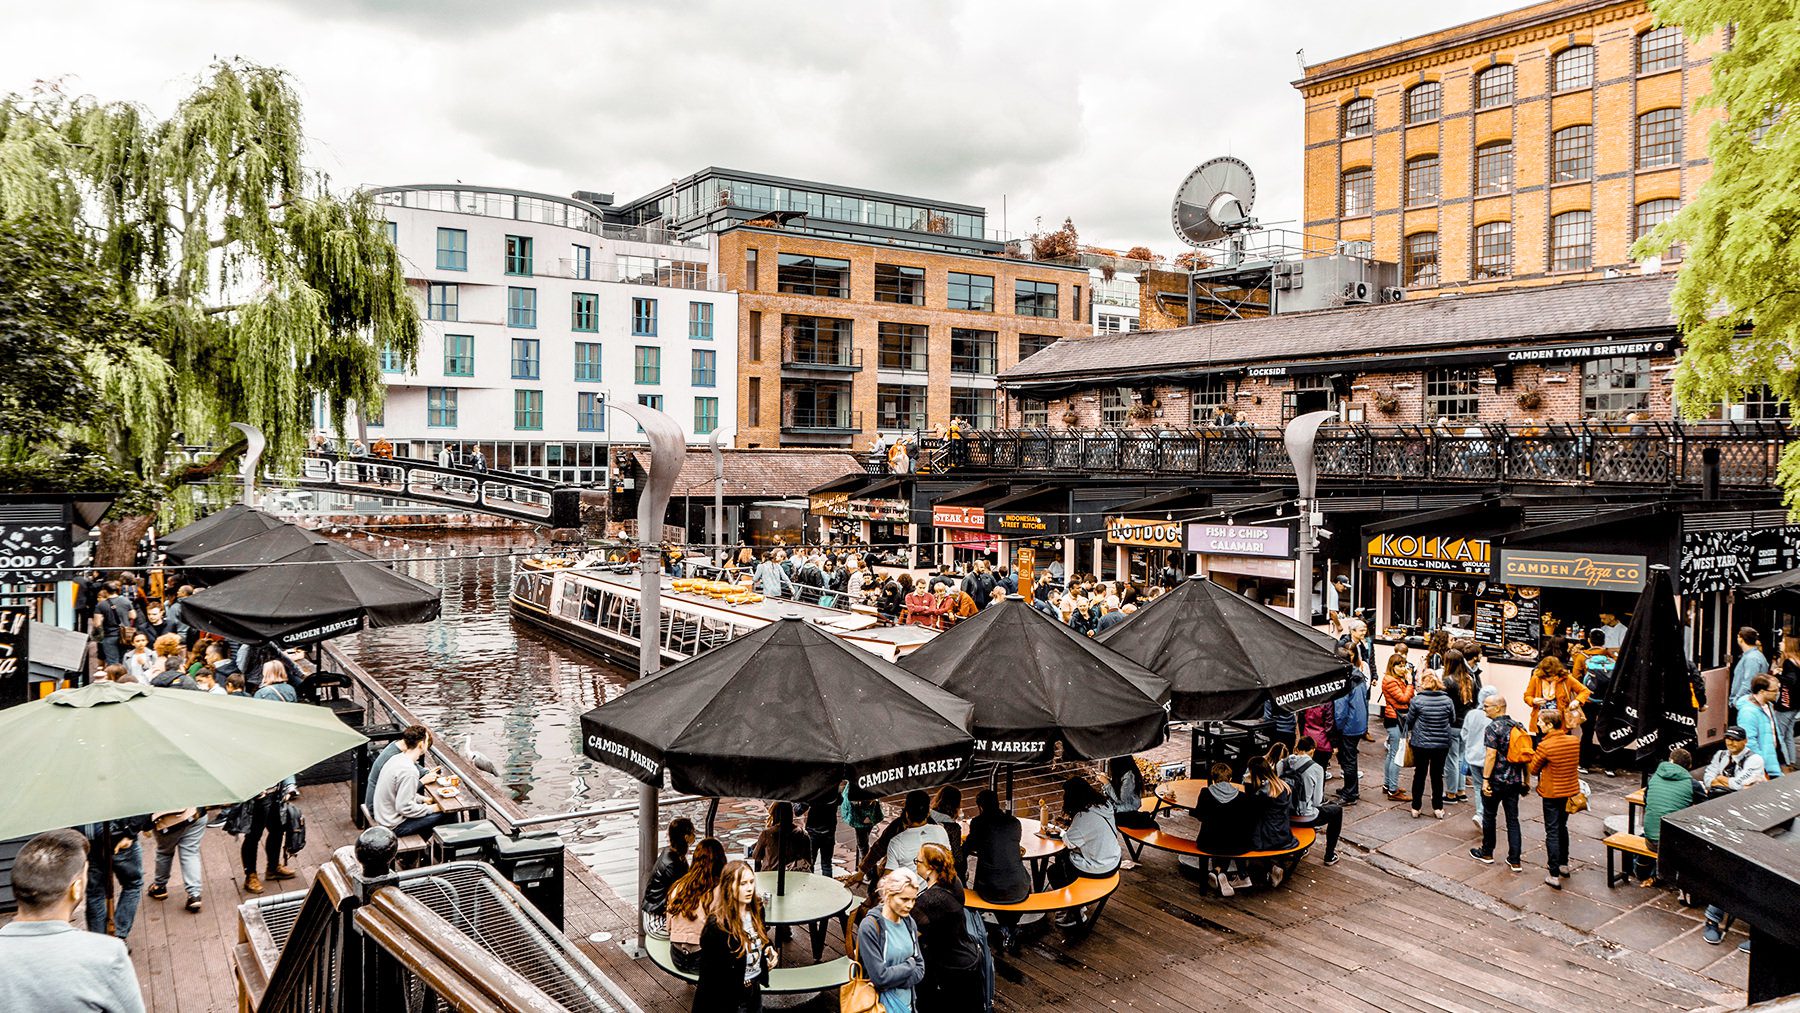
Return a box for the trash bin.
[431,819,500,866]
[491,831,566,929]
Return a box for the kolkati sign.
[1188,523,1293,559]
[1495,548,1648,592]
[1365,532,1492,576]
[1107,517,1185,548]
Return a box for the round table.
[1155,778,1213,812]
[756,870,853,926]
[1013,816,1067,890]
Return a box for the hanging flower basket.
[1516,387,1543,410]
[1373,391,1400,414]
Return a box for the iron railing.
[781,339,863,370]
[865,421,1791,488]
[783,408,863,432]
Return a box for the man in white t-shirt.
[1597,612,1627,651]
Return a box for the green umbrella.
[0,680,368,839]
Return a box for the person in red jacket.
[1381,653,1417,801]
[1528,709,1582,890]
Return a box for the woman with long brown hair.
[1439,650,1481,802]
[1524,656,1590,735]
[665,839,725,974]
[694,860,775,1011]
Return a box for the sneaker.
[1410,808,1421,819]
[1385,790,1410,802]
[1340,795,1360,806]
[1738,940,1752,954]
[186,896,203,913]
[1217,875,1236,898]
[1704,922,1725,945]
[1605,770,1620,778]
[268,865,297,881]
[147,884,169,901]
[1544,875,1562,890]
[245,873,263,894]
[1120,859,1140,871]
[1469,849,1495,865]
[1322,854,1340,867]
[1270,865,1287,888]
[1507,861,1523,873]
[1578,766,1591,775]
[1433,810,1445,820]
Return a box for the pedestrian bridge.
[873,421,1789,489]
[274,452,571,525]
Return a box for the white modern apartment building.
[364,184,737,483]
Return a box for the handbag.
[840,924,881,1013]
[1565,779,1591,814]
[1401,740,1416,768]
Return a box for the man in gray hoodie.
[1283,736,1342,866]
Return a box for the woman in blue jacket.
[1404,672,1458,819]
[855,870,927,1012]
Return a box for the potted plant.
[1516,387,1543,410]
[1128,399,1159,421]
[1061,409,1080,427]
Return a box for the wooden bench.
[1121,825,1316,866]
[1625,788,1646,835]
[1603,832,1655,887]
[644,935,852,995]
[964,872,1121,941]
[358,804,430,868]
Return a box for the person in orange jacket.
[1381,653,1417,801]
[1524,656,1592,738]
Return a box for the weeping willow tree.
[0,60,419,561]
[1633,0,1800,513]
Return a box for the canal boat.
[509,556,936,666]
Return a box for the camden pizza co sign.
[1106,517,1185,549]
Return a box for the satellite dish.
[1171,156,1258,246]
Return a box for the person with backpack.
[912,843,989,1012]
[1331,648,1369,806]
[1470,694,1529,873]
[1283,735,1342,866]
[1576,629,1619,775]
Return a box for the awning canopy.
[179,542,442,646]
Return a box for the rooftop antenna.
[1295,49,1306,73]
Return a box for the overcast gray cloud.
[4,0,1519,252]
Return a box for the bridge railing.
[289,452,559,520]
[873,421,1789,488]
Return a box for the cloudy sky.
[5,0,1519,252]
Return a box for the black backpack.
[1281,757,1316,804]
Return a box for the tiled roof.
[1003,273,1680,384]
[623,448,863,499]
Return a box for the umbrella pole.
[705,797,720,838]
[777,833,786,896]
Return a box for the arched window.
[1340,167,1373,217]
[1552,46,1595,91]
[1405,82,1441,124]
[1635,198,1682,260]
[1405,155,1441,206]
[1404,232,1440,287]
[1342,97,1374,138]
[1638,26,1684,74]
[1475,141,1514,194]
[1552,124,1594,181]
[1550,211,1593,272]
[1474,221,1513,279]
[1637,108,1683,168]
[1475,65,1514,109]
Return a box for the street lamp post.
[1283,411,1338,628]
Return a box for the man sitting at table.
[372,724,451,838]
[1191,763,1255,897]
[864,791,950,880]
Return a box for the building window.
[744,248,758,290]
[1100,388,1129,426]
[574,342,602,382]
[877,384,927,430]
[383,221,398,246]
[776,253,850,298]
[1190,376,1229,425]
[947,272,995,312]
[1637,108,1683,168]
[435,228,467,271]
[1098,314,1126,334]
[1552,124,1594,182]
[874,264,926,305]
[1340,167,1373,218]
[1638,26,1683,74]
[1424,368,1480,421]
[878,322,928,371]
[379,343,405,373]
[689,302,713,340]
[1475,142,1514,194]
[950,328,997,375]
[637,394,663,428]
[1405,82,1441,125]
[577,392,605,432]
[1341,97,1373,138]
[632,297,657,336]
[694,396,719,435]
[427,283,459,321]
[571,292,598,332]
[505,235,533,276]
[507,286,537,328]
[692,349,717,387]
[1072,284,1082,321]
[1552,46,1595,91]
[1635,198,1683,260]
[510,338,540,380]
[747,310,762,361]
[444,334,474,377]
[1405,155,1440,206]
[514,389,543,430]
[783,315,854,367]
[1475,64,1514,108]
[1474,221,1513,279]
[949,387,997,429]
[747,376,761,427]
[1019,333,1058,360]
[1404,232,1440,287]
[1021,397,1049,428]
[1582,356,1651,418]
[427,387,458,428]
[1550,211,1593,272]
[1014,279,1059,318]
[570,244,591,280]
[635,346,661,384]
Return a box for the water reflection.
[339,531,641,814]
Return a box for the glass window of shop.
[1018,333,1058,360]
[1582,356,1650,418]
[1014,280,1059,318]
[1021,397,1049,428]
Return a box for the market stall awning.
[179,542,441,646]
[159,504,285,561]
[175,523,330,578]
[1740,565,1800,612]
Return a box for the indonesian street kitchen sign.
[1365,532,1491,577]
[1187,523,1293,559]
[1494,549,1648,592]
[988,512,1065,536]
[1107,517,1186,549]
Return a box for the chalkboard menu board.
[1472,591,1542,662]
[1503,597,1542,662]
[1474,599,1506,649]
[0,606,29,709]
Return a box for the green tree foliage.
[0,60,419,527]
[1634,1,1800,509]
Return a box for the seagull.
[462,735,501,776]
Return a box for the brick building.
[1295,0,1721,294]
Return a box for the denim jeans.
[1480,783,1523,864]
[1443,735,1466,797]
[86,838,144,939]
[1541,796,1571,874]
[1334,731,1361,800]
[393,812,450,838]
[1384,723,1404,793]
[154,817,207,899]
[1775,709,1797,772]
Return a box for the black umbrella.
[899,597,1170,763]
[175,523,329,578]
[1098,575,1352,720]
[1740,565,1800,614]
[159,505,284,562]
[1595,565,1697,767]
[179,542,441,646]
[580,615,975,801]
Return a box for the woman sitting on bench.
[1045,777,1121,930]
[1245,756,1301,887]
[663,838,725,974]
